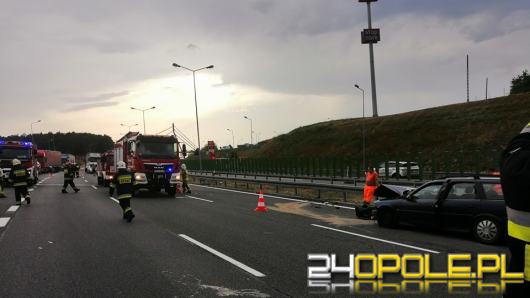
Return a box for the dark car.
[374,176,506,244]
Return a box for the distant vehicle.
[375,176,506,244]
[0,140,39,185]
[85,152,101,174]
[378,161,420,178]
[114,132,182,196]
[97,150,115,187]
[61,153,75,165]
[36,150,62,173]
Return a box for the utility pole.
[466,54,470,103]
[359,0,380,117]
[485,78,488,99]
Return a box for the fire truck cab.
[115,132,182,196]
[0,140,39,185]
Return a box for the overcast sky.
[1,0,529,148]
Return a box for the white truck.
[85,153,101,174]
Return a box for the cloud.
[62,90,128,111]
[69,91,129,102]
[186,43,199,50]
[63,101,120,112]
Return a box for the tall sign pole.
[359,0,379,117]
[467,54,470,103]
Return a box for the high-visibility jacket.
[8,165,29,187]
[63,165,75,180]
[501,131,530,282]
[181,169,188,183]
[109,169,135,200]
[365,171,378,186]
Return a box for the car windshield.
[0,148,31,160]
[138,142,175,158]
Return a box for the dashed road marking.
[91,185,98,190]
[175,233,266,277]
[186,195,213,203]
[191,184,356,210]
[311,224,440,254]
[109,197,119,204]
[84,179,88,183]
[6,206,19,213]
[0,217,11,228]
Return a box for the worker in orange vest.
[363,167,379,204]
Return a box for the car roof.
[430,176,500,183]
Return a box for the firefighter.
[62,161,79,193]
[8,159,30,205]
[501,121,530,296]
[363,166,379,204]
[109,161,135,222]
[181,163,191,194]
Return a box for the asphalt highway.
[0,172,509,297]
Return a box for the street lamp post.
[120,123,139,132]
[30,120,41,145]
[244,116,253,145]
[130,107,155,134]
[226,129,235,148]
[355,84,366,171]
[359,0,379,117]
[172,63,214,171]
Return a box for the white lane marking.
[35,184,90,186]
[312,224,440,254]
[0,217,10,228]
[186,195,213,203]
[7,206,19,212]
[91,185,98,190]
[176,233,266,277]
[191,184,356,210]
[109,197,119,204]
[84,179,88,183]
[28,188,34,192]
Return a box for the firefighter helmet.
[181,163,187,170]
[12,159,21,166]
[117,161,127,169]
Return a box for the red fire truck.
[0,140,39,185]
[97,150,115,187]
[114,132,182,196]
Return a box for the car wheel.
[377,208,396,228]
[473,217,502,244]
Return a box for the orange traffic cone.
[255,191,267,212]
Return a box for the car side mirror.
[403,189,411,197]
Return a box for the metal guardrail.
[189,170,428,188]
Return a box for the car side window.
[412,183,442,201]
[482,183,504,200]
[446,183,477,200]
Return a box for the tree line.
[0,132,114,156]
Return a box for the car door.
[397,182,442,228]
[438,182,479,232]
[479,182,507,221]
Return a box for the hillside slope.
[243,92,530,159]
